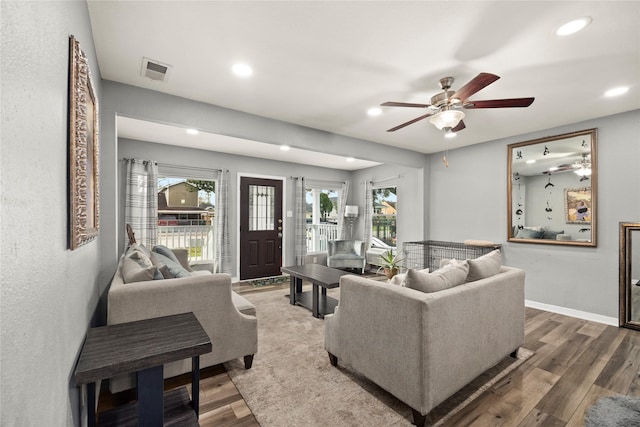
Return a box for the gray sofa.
[324,264,525,426]
[107,246,257,393]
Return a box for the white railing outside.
[157,225,215,263]
[306,223,338,252]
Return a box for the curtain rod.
[290,176,346,185]
[123,158,224,173]
[370,174,404,184]
[156,162,224,173]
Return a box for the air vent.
[141,57,172,82]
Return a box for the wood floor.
[97,291,640,427]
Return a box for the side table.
[74,312,212,427]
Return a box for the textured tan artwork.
[69,36,99,249]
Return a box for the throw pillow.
[389,268,429,286]
[149,252,172,279]
[404,261,469,293]
[152,244,181,266]
[466,249,502,282]
[542,229,564,240]
[121,249,156,283]
[515,228,544,239]
[152,252,192,278]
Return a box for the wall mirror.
[507,128,597,247]
[620,222,640,331]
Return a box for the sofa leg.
[328,352,338,367]
[244,355,254,369]
[411,409,426,426]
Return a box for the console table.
[74,312,212,427]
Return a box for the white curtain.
[294,177,307,265]
[363,180,373,250]
[337,181,350,240]
[124,158,158,249]
[215,169,231,274]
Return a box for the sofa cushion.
[404,260,469,293]
[541,229,564,240]
[121,249,157,283]
[152,252,192,278]
[389,268,429,286]
[152,244,182,265]
[466,249,502,282]
[515,228,544,239]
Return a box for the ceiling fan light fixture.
[575,167,592,176]
[429,109,465,130]
[444,128,457,138]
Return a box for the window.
[157,176,216,261]
[306,186,340,252]
[371,186,397,248]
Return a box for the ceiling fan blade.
[451,72,500,102]
[464,97,535,109]
[451,120,466,132]
[381,101,431,108]
[386,113,433,132]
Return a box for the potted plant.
[377,249,404,280]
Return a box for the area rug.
[225,287,533,426]
[585,396,640,427]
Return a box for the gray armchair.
[327,240,366,273]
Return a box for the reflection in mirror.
[507,129,597,247]
[620,222,640,330]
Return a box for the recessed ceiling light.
[346,157,355,162]
[605,86,629,97]
[232,63,253,77]
[186,128,199,135]
[526,159,536,164]
[367,107,382,116]
[549,167,559,172]
[280,145,290,151]
[556,17,592,36]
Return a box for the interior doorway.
[239,177,283,280]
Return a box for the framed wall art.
[564,187,592,225]
[68,35,99,249]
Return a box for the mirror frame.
[619,221,640,331]
[507,128,597,247]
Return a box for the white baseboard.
[525,300,618,326]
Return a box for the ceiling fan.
[381,72,534,136]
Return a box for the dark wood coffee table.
[281,264,351,318]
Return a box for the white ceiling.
[88,1,640,166]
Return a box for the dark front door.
[240,177,283,280]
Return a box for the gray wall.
[101,80,428,281]
[350,163,427,248]
[119,138,353,275]
[1,2,102,426]
[428,109,640,319]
